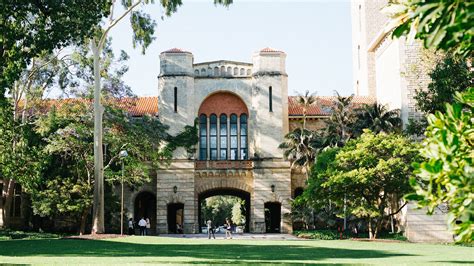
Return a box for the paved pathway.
[157,233,302,240]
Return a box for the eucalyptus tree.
[88,0,233,233]
[353,103,402,136]
[0,1,110,105]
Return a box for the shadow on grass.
[0,238,412,263]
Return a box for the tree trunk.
[79,207,90,235]
[91,40,105,234]
[1,179,16,228]
[368,218,373,239]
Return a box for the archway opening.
[264,202,281,233]
[167,203,184,234]
[198,188,250,233]
[134,192,156,234]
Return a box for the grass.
[0,235,472,265]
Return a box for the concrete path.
[157,233,302,240]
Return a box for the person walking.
[145,218,151,236]
[128,218,134,235]
[138,217,147,236]
[225,218,232,239]
[206,219,215,239]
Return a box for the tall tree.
[309,131,419,239]
[296,90,317,129]
[0,1,110,105]
[323,92,356,147]
[384,0,473,57]
[407,89,473,242]
[88,0,232,234]
[414,53,472,114]
[353,103,402,136]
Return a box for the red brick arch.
[198,91,248,116]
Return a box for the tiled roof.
[37,95,373,118]
[38,97,158,117]
[260,47,284,53]
[161,48,191,54]
[288,96,374,117]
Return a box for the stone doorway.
[134,191,157,234]
[167,203,184,233]
[198,188,251,233]
[265,202,281,233]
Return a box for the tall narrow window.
[230,114,238,160]
[357,45,361,70]
[210,114,217,160]
[240,114,248,160]
[269,86,273,112]
[199,114,207,160]
[174,87,178,112]
[219,114,228,160]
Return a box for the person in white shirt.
[145,218,151,235]
[128,218,134,235]
[138,217,147,236]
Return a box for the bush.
[0,229,62,240]
[294,230,343,240]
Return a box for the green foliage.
[404,117,428,136]
[408,88,473,243]
[353,103,402,136]
[201,196,245,226]
[294,230,341,240]
[385,0,474,57]
[0,0,110,103]
[167,118,199,157]
[307,132,419,239]
[323,93,357,146]
[414,53,472,114]
[0,229,62,240]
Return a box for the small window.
[269,86,273,112]
[194,69,199,75]
[214,67,219,76]
[240,68,245,75]
[174,87,178,113]
[227,67,232,75]
[233,67,238,75]
[246,69,251,75]
[201,68,206,75]
[220,66,226,75]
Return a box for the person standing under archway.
[225,218,233,239]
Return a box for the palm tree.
[297,90,317,129]
[323,92,356,147]
[279,127,322,180]
[354,103,402,135]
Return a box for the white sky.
[108,0,353,97]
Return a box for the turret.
[159,48,194,76]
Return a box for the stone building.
[351,0,453,242]
[118,47,372,235]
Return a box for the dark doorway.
[167,203,184,234]
[198,188,250,233]
[134,192,156,234]
[294,187,304,199]
[265,202,281,233]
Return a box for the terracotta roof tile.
[288,95,374,117]
[161,48,191,54]
[260,47,284,53]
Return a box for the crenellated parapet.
[193,60,253,78]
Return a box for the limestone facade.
[155,47,292,234]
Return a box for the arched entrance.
[134,191,156,234]
[167,203,184,234]
[265,202,281,233]
[198,188,251,233]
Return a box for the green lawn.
[0,236,472,265]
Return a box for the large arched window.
[198,92,249,161]
[220,114,227,160]
[240,114,248,160]
[210,114,218,160]
[230,114,238,160]
[199,114,207,160]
